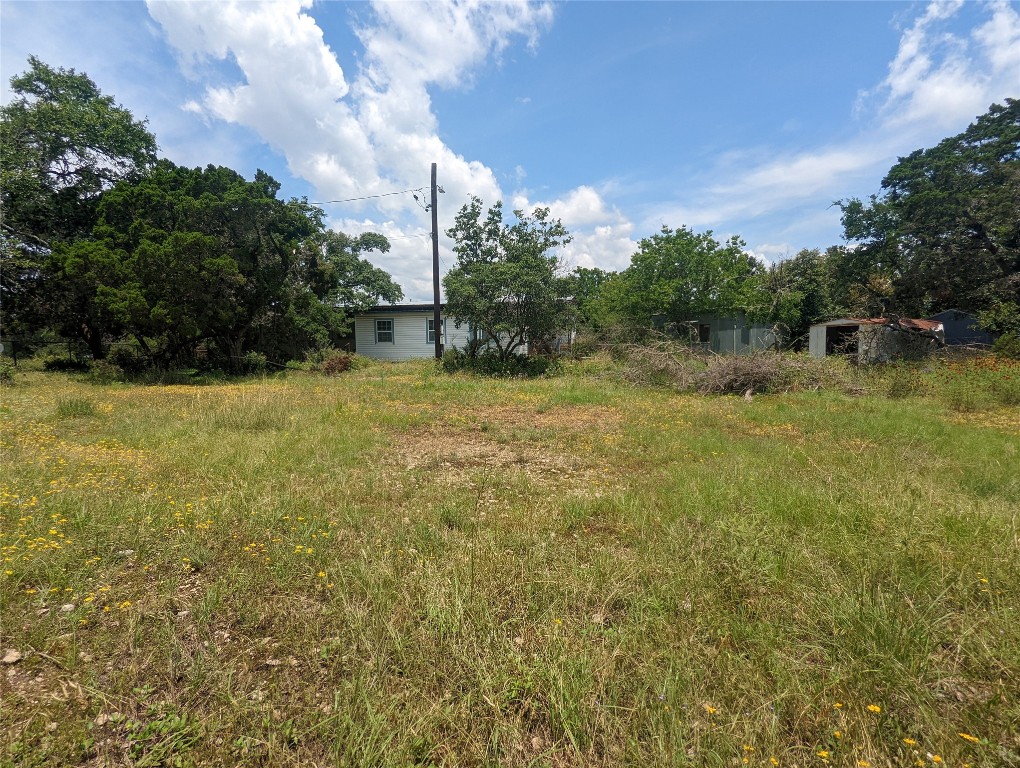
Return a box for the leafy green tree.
[66,162,400,364]
[604,225,763,332]
[759,247,850,346]
[443,197,572,360]
[562,266,615,330]
[1,56,157,339]
[838,99,1019,326]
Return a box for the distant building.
[927,309,995,347]
[653,312,778,355]
[808,317,944,363]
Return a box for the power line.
[386,232,431,241]
[309,186,427,205]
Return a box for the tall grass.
[1,359,1017,767]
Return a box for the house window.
[375,318,394,343]
[426,318,446,344]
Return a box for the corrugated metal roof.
[819,317,942,332]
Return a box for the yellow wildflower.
[703,704,717,715]
[817,750,829,758]
[958,733,980,744]
[866,704,881,713]
[903,738,917,746]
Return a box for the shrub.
[442,347,559,378]
[0,359,15,385]
[991,332,1020,360]
[320,352,353,376]
[239,351,268,374]
[695,352,788,395]
[85,359,125,384]
[110,346,149,374]
[42,356,90,372]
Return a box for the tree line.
[2,57,1017,370]
[444,99,1018,355]
[1,57,401,370]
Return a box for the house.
[808,317,944,362]
[927,309,995,347]
[653,312,779,354]
[353,303,472,361]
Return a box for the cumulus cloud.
[147,0,555,298]
[513,185,637,272]
[649,0,1020,241]
[860,0,1019,131]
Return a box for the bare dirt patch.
[388,405,623,493]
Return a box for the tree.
[759,247,849,346]
[603,225,763,332]
[1,56,157,340]
[562,266,615,330]
[838,99,1019,326]
[443,197,572,360]
[0,56,156,245]
[61,161,400,364]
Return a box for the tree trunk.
[82,322,106,360]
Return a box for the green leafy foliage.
[441,346,557,377]
[1,57,157,340]
[443,197,573,360]
[838,99,1019,319]
[598,226,764,333]
[1,58,402,370]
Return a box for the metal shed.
[809,317,944,362]
[927,309,995,346]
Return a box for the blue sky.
[2,1,1018,300]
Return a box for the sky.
[2,0,1018,301]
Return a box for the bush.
[110,346,149,374]
[442,347,559,378]
[991,332,1020,360]
[239,351,268,375]
[85,359,125,384]
[320,352,353,376]
[42,355,90,372]
[0,359,15,385]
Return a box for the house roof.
[358,303,445,314]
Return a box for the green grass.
[1,359,1018,767]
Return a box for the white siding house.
[353,304,473,361]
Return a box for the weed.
[55,396,97,418]
[1,363,1016,767]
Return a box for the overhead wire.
[308,186,427,206]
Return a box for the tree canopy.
[443,197,573,359]
[838,99,1019,328]
[597,226,763,333]
[0,57,401,368]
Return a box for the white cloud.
[146,0,555,298]
[649,1,1020,241]
[513,185,637,272]
[863,0,1019,130]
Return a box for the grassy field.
[1,358,1018,767]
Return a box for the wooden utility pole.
[431,162,442,360]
